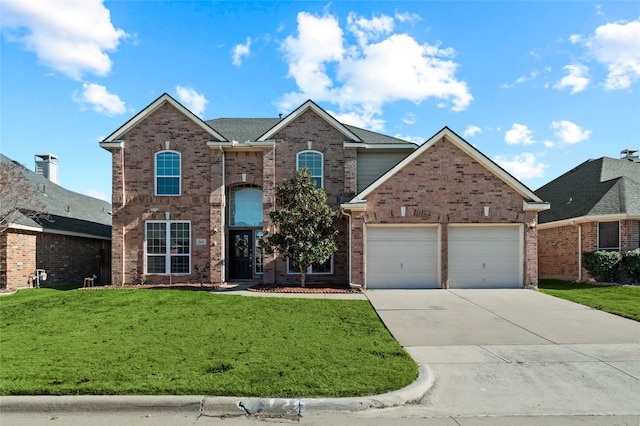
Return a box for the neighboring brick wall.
[539,220,640,282]
[350,137,538,287]
[538,225,581,280]
[35,233,107,286]
[0,230,37,289]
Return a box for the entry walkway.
[365,289,640,418]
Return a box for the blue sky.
[1,1,639,202]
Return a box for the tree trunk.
[300,265,307,288]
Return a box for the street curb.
[0,365,433,416]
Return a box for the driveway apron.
[366,289,640,417]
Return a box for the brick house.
[536,152,640,281]
[0,154,112,289]
[100,93,549,289]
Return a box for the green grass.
[539,279,640,322]
[0,288,417,397]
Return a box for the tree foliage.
[260,169,339,287]
[582,250,622,282]
[0,159,44,233]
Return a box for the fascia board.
[257,100,363,142]
[523,201,551,211]
[103,94,227,143]
[207,140,275,151]
[41,228,111,240]
[7,223,43,233]
[99,141,125,151]
[340,202,367,212]
[537,213,640,230]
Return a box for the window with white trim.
[145,221,190,274]
[297,151,323,189]
[598,221,620,251]
[287,256,333,275]
[155,151,181,196]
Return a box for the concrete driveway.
[366,289,640,418]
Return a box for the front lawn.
[539,279,640,322]
[0,288,417,396]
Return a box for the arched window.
[297,151,323,189]
[229,186,263,227]
[155,151,181,196]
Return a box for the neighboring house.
[0,154,112,289]
[536,151,640,281]
[100,93,548,289]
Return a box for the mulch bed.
[248,284,361,294]
[76,283,361,294]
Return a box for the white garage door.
[448,226,522,289]
[366,226,439,289]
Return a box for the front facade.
[536,155,640,281]
[101,94,548,289]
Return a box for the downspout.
[573,221,582,282]
[340,208,353,287]
[120,148,126,286]
[219,146,226,283]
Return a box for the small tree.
[582,250,622,282]
[260,169,339,287]
[0,159,45,233]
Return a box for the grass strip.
[0,288,417,396]
[539,279,640,321]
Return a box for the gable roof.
[101,93,226,146]
[536,156,640,225]
[347,127,547,208]
[1,154,112,239]
[256,100,363,142]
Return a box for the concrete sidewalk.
[366,289,640,418]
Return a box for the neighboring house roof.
[536,156,640,225]
[0,154,112,239]
[345,126,548,210]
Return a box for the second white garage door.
[448,226,522,289]
[366,226,439,289]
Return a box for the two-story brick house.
[101,94,548,289]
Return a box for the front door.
[229,230,252,280]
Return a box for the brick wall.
[350,137,539,287]
[263,109,351,285]
[36,233,108,286]
[538,225,581,280]
[0,230,37,289]
[111,102,214,285]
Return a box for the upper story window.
[598,221,620,251]
[155,151,181,196]
[297,151,323,189]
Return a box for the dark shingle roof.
[1,154,112,238]
[205,118,415,145]
[535,157,640,224]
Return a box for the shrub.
[582,250,622,282]
[623,248,640,283]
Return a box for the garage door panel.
[366,227,439,289]
[449,226,522,289]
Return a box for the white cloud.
[551,120,591,144]
[395,11,422,24]
[403,113,416,125]
[232,37,251,67]
[585,19,640,90]
[544,140,555,148]
[175,86,208,117]
[554,64,590,93]
[1,0,127,80]
[347,12,394,47]
[501,70,538,89]
[494,152,548,180]
[394,134,426,144]
[329,108,385,132]
[464,125,482,138]
[73,83,125,115]
[569,34,582,44]
[279,11,472,129]
[505,124,535,145]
